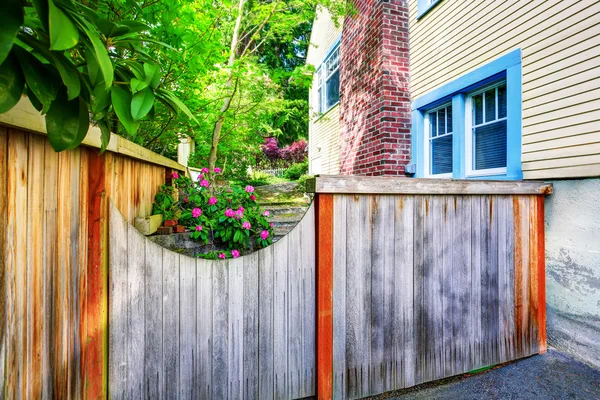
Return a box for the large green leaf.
[131,87,154,121]
[31,0,49,31]
[50,53,80,100]
[45,90,89,151]
[130,78,148,94]
[98,118,111,152]
[14,47,58,107]
[48,0,79,51]
[27,87,43,112]
[91,83,110,115]
[0,53,25,113]
[78,20,113,88]
[0,0,23,65]
[111,85,139,135]
[119,20,150,33]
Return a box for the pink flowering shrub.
[153,169,275,259]
[258,137,308,167]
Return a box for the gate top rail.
[306,175,553,195]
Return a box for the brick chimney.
[339,0,411,176]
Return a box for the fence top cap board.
[306,175,553,195]
[0,97,185,171]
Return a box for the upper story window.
[417,0,442,19]
[317,44,340,114]
[410,49,522,180]
[426,103,453,177]
[467,82,507,175]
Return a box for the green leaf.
[0,0,23,65]
[14,47,58,107]
[119,20,149,33]
[50,53,80,100]
[31,0,49,31]
[97,19,131,38]
[91,83,110,114]
[0,53,25,113]
[45,90,89,151]
[157,89,198,124]
[98,119,110,152]
[131,87,154,121]
[110,85,139,135]
[48,0,79,51]
[26,87,43,112]
[130,77,148,94]
[79,20,113,88]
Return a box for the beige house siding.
[408,0,600,179]
[307,7,343,175]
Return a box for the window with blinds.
[427,104,453,176]
[316,45,340,114]
[469,83,507,172]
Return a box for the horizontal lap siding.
[408,0,600,179]
[332,193,544,399]
[2,127,168,398]
[308,7,343,175]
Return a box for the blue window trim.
[417,0,442,20]
[411,49,522,180]
[315,35,342,115]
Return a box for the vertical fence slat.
[370,196,385,396]
[127,225,145,399]
[413,195,425,386]
[454,196,472,374]
[163,251,180,399]
[212,259,229,400]
[288,218,303,399]
[258,246,274,400]
[109,202,129,399]
[196,259,213,399]
[144,240,163,398]
[0,127,7,398]
[470,196,482,369]
[333,195,347,400]
[303,204,316,396]
[345,195,360,397]
[441,195,455,378]
[228,257,244,399]
[274,234,289,399]
[243,252,259,400]
[180,256,197,400]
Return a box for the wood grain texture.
[330,192,548,399]
[0,127,7,398]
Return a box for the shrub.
[296,174,313,193]
[280,140,307,163]
[246,170,271,187]
[260,137,281,161]
[283,161,308,180]
[153,171,275,258]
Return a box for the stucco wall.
[545,178,600,368]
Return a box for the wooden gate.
[108,201,316,399]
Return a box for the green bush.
[246,170,271,187]
[296,174,312,193]
[283,161,308,180]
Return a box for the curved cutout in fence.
[108,200,316,399]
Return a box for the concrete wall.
[545,178,600,368]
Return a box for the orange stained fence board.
[84,150,108,398]
[536,196,547,353]
[316,194,334,400]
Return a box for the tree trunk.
[208,0,246,171]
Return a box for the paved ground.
[371,350,600,400]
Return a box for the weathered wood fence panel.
[1,124,180,399]
[310,176,550,400]
[108,201,316,400]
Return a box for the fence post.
[316,193,334,400]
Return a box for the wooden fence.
[108,201,316,399]
[311,176,551,399]
[0,101,184,400]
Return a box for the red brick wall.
[339,0,411,176]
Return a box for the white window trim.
[465,81,507,177]
[424,102,453,178]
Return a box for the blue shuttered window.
[427,104,453,175]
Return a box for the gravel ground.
[370,350,600,400]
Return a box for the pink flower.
[184,196,189,203]
[260,230,269,240]
[263,210,270,217]
[200,179,209,188]
[218,253,226,259]
[195,225,202,231]
[225,208,235,217]
[214,167,222,173]
[245,185,254,193]
[231,250,240,258]
[208,197,218,205]
[171,172,179,179]
[270,222,274,227]
[242,221,251,230]
[201,167,209,173]
[192,208,202,218]
[234,210,243,220]
[237,206,245,213]
[250,194,256,201]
